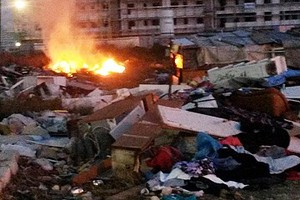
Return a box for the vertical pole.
[168,40,174,99]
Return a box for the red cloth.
[286,170,300,181]
[220,136,243,146]
[145,146,183,173]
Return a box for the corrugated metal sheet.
[177,29,300,48]
[250,31,274,44]
[172,38,195,46]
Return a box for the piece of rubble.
[158,105,240,137]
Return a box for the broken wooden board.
[158,105,241,137]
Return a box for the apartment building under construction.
[2,0,300,50]
[75,0,300,39]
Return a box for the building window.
[103,20,109,27]
[184,18,188,24]
[264,0,271,3]
[197,17,203,24]
[152,19,159,26]
[183,1,187,5]
[282,10,300,20]
[282,0,299,2]
[80,22,86,28]
[128,21,135,29]
[171,1,179,6]
[90,22,97,28]
[144,20,148,26]
[127,3,134,14]
[244,13,256,22]
[35,24,42,31]
[220,18,226,28]
[196,0,202,4]
[153,2,161,6]
[143,3,147,7]
[174,18,177,25]
[280,11,284,20]
[102,2,109,10]
[264,12,272,21]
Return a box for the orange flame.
[48,57,125,77]
[39,0,125,77]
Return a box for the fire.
[48,57,125,76]
[39,0,126,77]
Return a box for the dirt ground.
[1,48,300,200]
[1,156,300,200]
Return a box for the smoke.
[36,0,96,61]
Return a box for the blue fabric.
[213,157,241,171]
[194,132,222,160]
[262,74,286,87]
[162,194,197,200]
[283,69,300,78]
[262,68,300,87]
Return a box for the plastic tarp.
[196,45,269,66]
[283,40,300,68]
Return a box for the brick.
[72,158,112,185]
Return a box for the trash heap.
[0,54,300,200]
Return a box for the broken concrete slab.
[62,95,114,112]
[0,166,11,189]
[158,105,241,137]
[181,94,218,110]
[23,76,67,89]
[78,94,154,140]
[281,85,300,99]
[207,56,287,84]
[0,135,32,146]
[139,84,192,95]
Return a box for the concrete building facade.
[0,0,43,51]
[1,0,300,50]
[74,0,300,39]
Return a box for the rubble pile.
[0,53,300,200]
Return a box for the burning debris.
[0,52,300,200]
[1,1,300,200]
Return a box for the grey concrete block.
[0,166,12,187]
[0,150,20,162]
[0,160,19,175]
